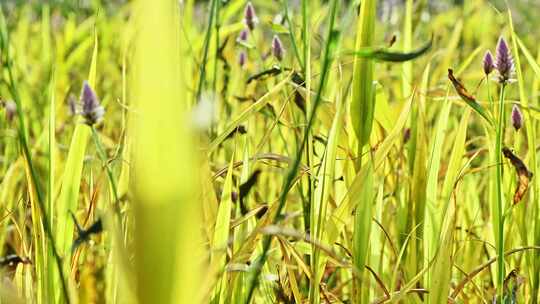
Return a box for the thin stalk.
[195,0,218,100]
[244,0,339,301]
[90,120,137,304]
[90,126,127,251]
[300,0,313,241]
[302,0,319,302]
[211,0,221,95]
[495,84,506,301]
[487,76,493,115]
[282,0,304,70]
[90,127,120,205]
[47,70,56,303]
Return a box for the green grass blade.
[347,36,432,63]
[350,0,376,154]
[352,159,375,302]
[210,151,235,300]
[402,0,413,96]
[310,90,344,304]
[429,108,471,303]
[330,97,412,239]
[406,64,430,286]
[46,70,56,304]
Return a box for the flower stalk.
[495,83,506,302]
[493,36,516,302]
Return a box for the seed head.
[237,28,249,43]
[511,104,523,131]
[272,35,285,61]
[495,36,515,84]
[243,2,258,30]
[80,81,104,126]
[238,51,247,68]
[483,50,494,75]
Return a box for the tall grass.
[1,0,540,303]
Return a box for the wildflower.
[271,35,285,61]
[243,2,258,30]
[80,81,104,126]
[237,28,249,43]
[4,101,16,122]
[495,36,514,84]
[511,104,523,131]
[238,51,247,68]
[483,50,494,75]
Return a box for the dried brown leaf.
[502,147,533,205]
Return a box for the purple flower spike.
[244,2,258,30]
[237,28,249,43]
[495,36,514,84]
[238,51,247,68]
[511,104,523,131]
[272,35,285,61]
[483,50,494,75]
[80,81,104,126]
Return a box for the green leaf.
[429,108,471,303]
[311,91,345,299]
[350,0,377,152]
[352,159,375,301]
[347,36,432,62]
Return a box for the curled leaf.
[238,169,262,215]
[448,69,475,102]
[246,66,290,84]
[347,35,432,62]
[291,71,306,113]
[448,69,494,127]
[225,125,247,140]
[502,147,533,205]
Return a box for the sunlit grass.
[0,0,540,303]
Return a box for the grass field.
[1,0,540,303]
